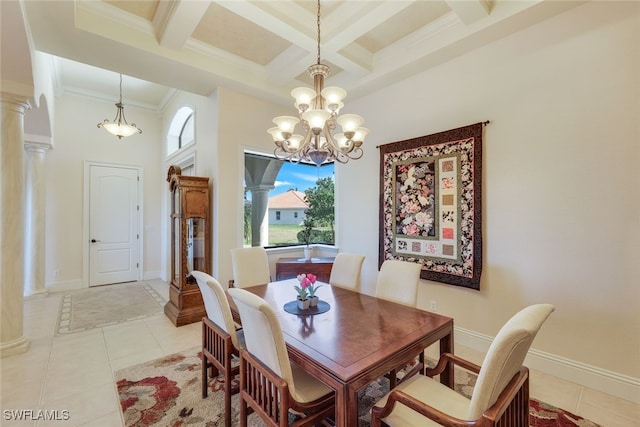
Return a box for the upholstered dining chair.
[191,271,244,427]
[370,304,555,427]
[329,252,366,292]
[230,246,271,288]
[228,288,335,427]
[375,259,423,387]
[375,259,422,307]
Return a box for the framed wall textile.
[379,123,483,290]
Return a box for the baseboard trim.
[455,326,640,404]
[143,271,161,281]
[45,279,84,293]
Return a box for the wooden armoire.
[165,165,210,326]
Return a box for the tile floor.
[1,279,638,426]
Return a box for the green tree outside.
[303,177,335,244]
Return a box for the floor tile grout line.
[35,316,56,419]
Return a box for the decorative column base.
[25,288,49,297]
[0,336,30,358]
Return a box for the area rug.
[56,282,165,334]
[115,347,602,427]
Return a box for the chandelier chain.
[119,74,123,103]
[316,0,321,65]
[268,0,367,165]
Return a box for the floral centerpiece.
[295,273,322,309]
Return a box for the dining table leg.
[439,327,454,388]
[332,382,359,427]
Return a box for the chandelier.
[268,0,368,165]
[97,74,142,139]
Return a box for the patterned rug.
[56,282,165,334]
[115,347,602,427]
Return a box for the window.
[244,152,334,247]
[167,106,195,156]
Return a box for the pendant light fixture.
[97,73,142,139]
[268,0,368,165]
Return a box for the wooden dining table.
[227,279,454,427]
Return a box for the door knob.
[91,239,101,243]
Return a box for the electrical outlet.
[430,300,437,312]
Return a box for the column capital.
[0,92,31,112]
[246,185,275,193]
[24,134,53,152]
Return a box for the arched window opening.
[167,106,194,157]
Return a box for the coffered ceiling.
[21,0,583,110]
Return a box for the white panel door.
[89,165,140,286]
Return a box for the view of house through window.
[244,152,334,247]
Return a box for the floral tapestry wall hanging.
[379,122,484,290]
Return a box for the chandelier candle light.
[268,0,368,165]
[97,73,142,139]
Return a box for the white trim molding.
[45,279,84,293]
[455,326,640,404]
[143,271,161,281]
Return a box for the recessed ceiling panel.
[104,0,158,22]
[192,3,292,66]
[356,1,451,54]
[295,0,343,17]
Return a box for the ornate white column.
[247,186,274,247]
[24,139,52,296]
[0,93,30,357]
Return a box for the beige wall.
[214,87,290,285]
[45,94,163,287]
[338,1,639,380]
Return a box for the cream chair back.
[468,304,555,419]
[230,246,271,288]
[228,288,297,395]
[375,260,422,307]
[191,270,242,349]
[329,253,365,291]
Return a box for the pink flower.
[403,223,420,236]
[295,272,321,300]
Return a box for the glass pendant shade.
[336,114,364,133]
[287,135,304,150]
[302,109,331,131]
[101,121,141,139]
[334,133,348,148]
[353,127,370,142]
[267,127,283,142]
[321,86,346,106]
[291,87,316,109]
[273,116,300,135]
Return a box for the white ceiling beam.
[217,1,317,52]
[154,0,211,50]
[319,1,416,75]
[445,0,491,25]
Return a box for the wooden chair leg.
[224,368,232,427]
[240,395,248,427]
[202,355,208,398]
